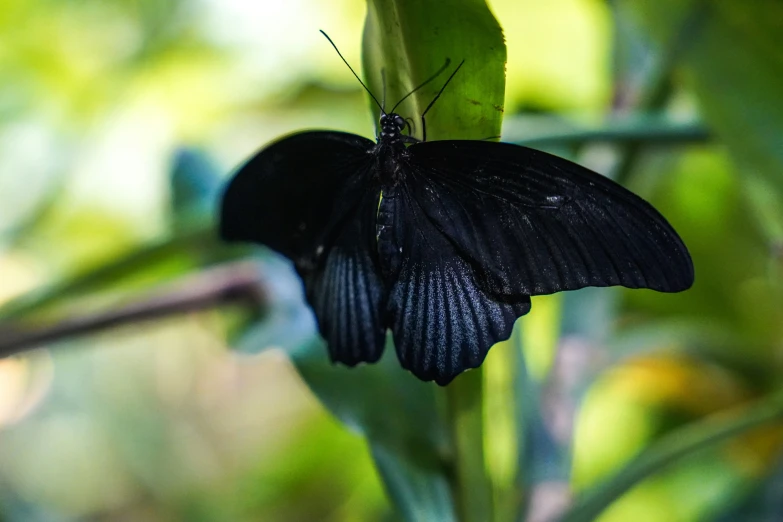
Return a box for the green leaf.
[293,338,457,522]
[362,0,506,141]
[371,443,456,522]
[560,389,783,522]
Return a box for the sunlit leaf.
[362,0,506,141]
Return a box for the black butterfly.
[220,36,694,386]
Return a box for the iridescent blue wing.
[304,191,387,365]
[381,186,531,386]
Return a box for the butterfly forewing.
[405,140,694,300]
[380,182,531,385]
[220,131,375,264]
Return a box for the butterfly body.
[371,113,418,185]
[375,188,403,279]
[221,109,693,385]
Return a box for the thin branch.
[0,261,266,358]
[502,118,709,149]
[0,229,219,321]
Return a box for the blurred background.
[1,0,782,521]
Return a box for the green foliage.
[619,1,783,195]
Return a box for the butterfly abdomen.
[376,187,405,279]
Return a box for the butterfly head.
[378,113,409,144]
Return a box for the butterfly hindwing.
[220,130,387,365]
[406,140,694,300]
[220,131,375,265]
[381,184,531,385]
[304,191,387,366]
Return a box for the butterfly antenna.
[381,68,387,111]
[390,58,451,114]
[320,30,385,114]
[420,60,465,141]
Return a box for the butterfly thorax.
[373,112,416,185]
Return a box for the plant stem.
[446,367,493,522]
